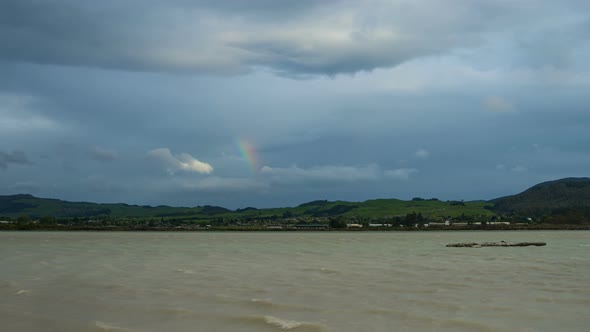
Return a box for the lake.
[1,231,589,331]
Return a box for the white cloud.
[483,95,514,112]
[147,148,213,174]
[496,164,507,171]
[414,149,430,159]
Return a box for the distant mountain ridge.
[0,194,492,219]
[1,177,590,219]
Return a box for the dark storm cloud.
[2,0,589,76]
[0,150,33,169]
[0,0,331,74]
[0,1,176,72]
[1,1,589,208]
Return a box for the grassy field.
[340,199,495,218]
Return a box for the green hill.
[3,177,590,221]
[0,194,493,220]
[491,177,590,217]
[0,194,205,218]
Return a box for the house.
[347,223,363,228]
[452,222,468,226]
[266,225,283,229]
[428,221,448,226]
[369,223,393,227]
[292,224,328,230]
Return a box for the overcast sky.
[1,0,590,208]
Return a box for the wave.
[151,307,202,318]
[265,316,307,330]
[300,267,341,275]
[248,298,318,312]
[251,298,275,306]
[438,318,501,332]
[0,280,16,289]
[363,308,391,315]
[93,321,134,332]
[236,315,328,331]
[174,268,195,274]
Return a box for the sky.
[1,0,590,208]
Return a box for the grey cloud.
[146,163,419,205]
[414,149,430,159]
[2,1,589,76]
[495,164,529,173]
[1,1,589,208]
[483,96,514,113]
[182,176,268,193]
[384,168,419,181]
[513,17,590,69]
[0,150,33,169]
[8,181,41,194]
[92,147,117,162]
[190,0,336,18]
[259,164,418,184]
[52,143,117,169]
[511,165,529,173]
[54,142,81,170]
[260,164,380,183]
[0,92,58,134]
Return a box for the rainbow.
[237,139,259,172]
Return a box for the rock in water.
[446,242,546,248]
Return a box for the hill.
[0,194,206,218]
[3,177,590,221]
[491,177,590,217]
[0,194,493,220]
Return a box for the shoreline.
[2,224,590,232]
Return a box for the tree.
[40,216,55,225]
[17,215,31,224]
[405,212,417,224]
[329,217,347,229]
